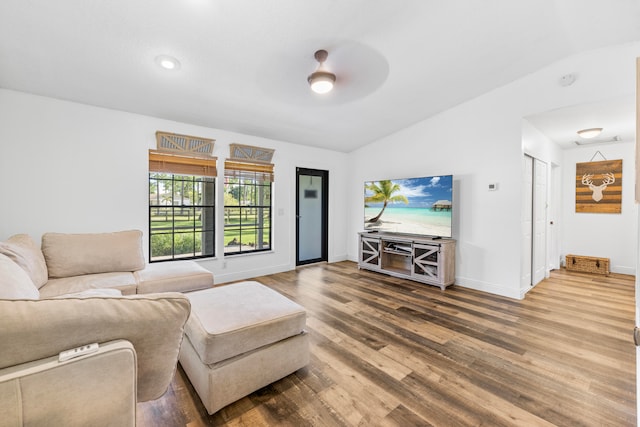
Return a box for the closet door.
[521,155,533,288]
[532,158,548,286]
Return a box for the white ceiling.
[1,0,640,152]
[526,96,636,149]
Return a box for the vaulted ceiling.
[1,1,640,152]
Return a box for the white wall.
[561,142,637,274]
[522,119,563,165]
[0,89,349,283]
[348,94,524,298]
[347,41,640,298]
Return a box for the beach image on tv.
[364,175,453,237]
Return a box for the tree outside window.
[149,173,215,261]
[223,174,271,255]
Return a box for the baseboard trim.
[454,276,522,300]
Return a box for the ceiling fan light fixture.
[155,55,181,70]
[308,71,336,94]
[308,49,336,94]
[577,127,603,139]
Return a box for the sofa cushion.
[0,253,40,300]
[39,272,137,298]
[0,234,48,288]
[134,261,213,294]
[56,288,123,298]
[42,230,145,278]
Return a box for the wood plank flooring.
[137,261,636,426]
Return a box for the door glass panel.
[298,174,323,262]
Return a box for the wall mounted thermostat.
[488,183,498,191]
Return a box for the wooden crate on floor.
[565,254,610,275]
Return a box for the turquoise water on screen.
[364,206,452,237]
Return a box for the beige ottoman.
[179,281,309,414]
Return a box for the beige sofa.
[0,230,214,298]
[0,229,310,419]
[0,229,214,426]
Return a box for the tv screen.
[364,175,453,238]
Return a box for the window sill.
[224,250,274,259]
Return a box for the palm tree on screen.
[365,180,408,223]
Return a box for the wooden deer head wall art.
[575,159,622,213]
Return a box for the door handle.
[635,327,640,346]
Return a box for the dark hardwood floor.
[137,261,636,426]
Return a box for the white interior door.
[547,163,561,270]
[521,155,533,289]
[532,158,548,286]
[634,56,639,424]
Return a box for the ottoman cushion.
[184,281,306,365]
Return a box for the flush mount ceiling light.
[574,135,621,146]
[577,127,603,139]
[155,55,181,70]
[307,49,336,94]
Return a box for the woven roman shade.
[149,150,218,177]
[149,131,217,177]
[224,160,274,182]
[224,144,275,182]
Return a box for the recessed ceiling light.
[559,73,576,87]
[155,55,181,70]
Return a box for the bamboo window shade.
[224,143,275,182]
[224,160,274,182]
[149,150,217,177]
[149,131,217,177]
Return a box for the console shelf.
[358,232,455,290]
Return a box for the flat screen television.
[364,175,453,238]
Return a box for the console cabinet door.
[360,237,381,268]
[413,244,440,281]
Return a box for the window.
[224,159,273,255]
[148,132,217,262]
[149,173,215,261]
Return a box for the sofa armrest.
[0,293,191,402]
[0,340,136,427]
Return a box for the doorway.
[522,155,549,289]
[296,168,328,266]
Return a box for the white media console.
[358,232,455,290]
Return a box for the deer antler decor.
[575,160,622,214]
[581,172,615,202]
